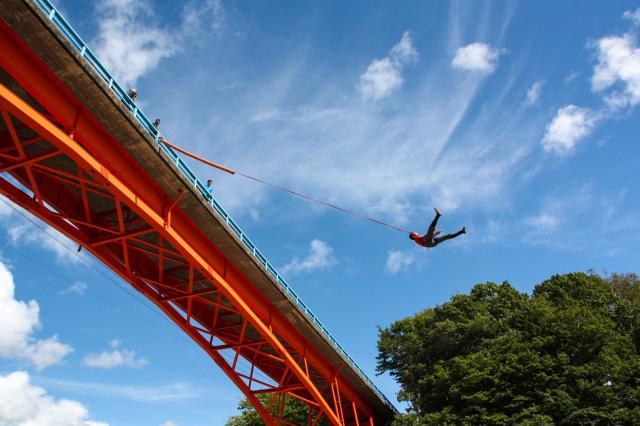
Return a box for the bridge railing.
[31,0,396,411]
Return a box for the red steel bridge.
[0,1,397,425]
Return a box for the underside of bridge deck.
[0,2,396,425]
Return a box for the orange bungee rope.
[161,139,412,234]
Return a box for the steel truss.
[0,21,376,426]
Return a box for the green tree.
[377,272,640,425]
[225,394,330,426]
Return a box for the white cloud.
[249,106,343,124]
[451,42,504,73]
[5,219,82,265]
[0,198,12,217]
[591,32,640,109]
[0,371,108,426]
[564,71,580,83]
[521,185,603,249]
[58,281,87,296]
[0,261,73,370]
[523,186,592,235]
[523,212,559,233]
[525,80,544,106]
[623,7,640,25]
[161,422,179,426]
[34,376,204,403]
[82,340,148,369]
[479,219,504,244]
[26,337,75,371]
[202,56,539,218]
[358,31,418,100]
[92,0,225,88]
[359,58,401,100]
[542,105,598,155]
[390,31,420,63]
[169,4,535,220]
[385,250,415,274]
[93,0,178,88]
[182,0,225,36]
[280,239,336,276]
[1,196,80,264]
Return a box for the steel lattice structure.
[0,2,396,425]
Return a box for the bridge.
[0,1,397,425]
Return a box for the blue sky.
[1,0,640,425]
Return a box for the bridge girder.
[0,19,375,426]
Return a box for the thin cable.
[235,171,412,234]
[0,196,177,330]
[0,235,180,338]
[161,139,412,234]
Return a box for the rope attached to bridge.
[161,139,412,234]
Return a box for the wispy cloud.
[182,0,225,37]
[0,371,108,426]
[82,339,148,369]
[92,0,226,87]
[0,261,73,370]
[623,7,640,25]
[156,1,532,224]
[464,219,505,246]
[385,250,416,274]
[92,0,178,88]
[358,31,418,101]
[525,80,544,106]
[564,72,580,83]
[469,184,637,252]
[601,189,634,233]
[58,281,88,296]
[0,194,83,265]
[0,199,12,218]
[451,42,504,74]
[280,239,336,276]
[5,219,82,265]
[542,105,599,155]
[249,107,344,124]
[33,376,204,403]
[521,185,595,247]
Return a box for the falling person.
[409,208,466,248]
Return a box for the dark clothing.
[424,211,440,246]
[434,230,465,245]
[412,212,464,248]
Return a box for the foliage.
[225,394,330,426]
[377,272,640,425]
[225,398,264,426]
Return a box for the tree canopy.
[377,272,640,425]
[225,394,330,426]
[225,273,640,425]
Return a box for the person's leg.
[426,210,441,239]
[433,227,465,245]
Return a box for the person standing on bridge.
[153,119,162,139]
[409,208,465,249]
[127,89,137,101]
[206,179,214,196]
